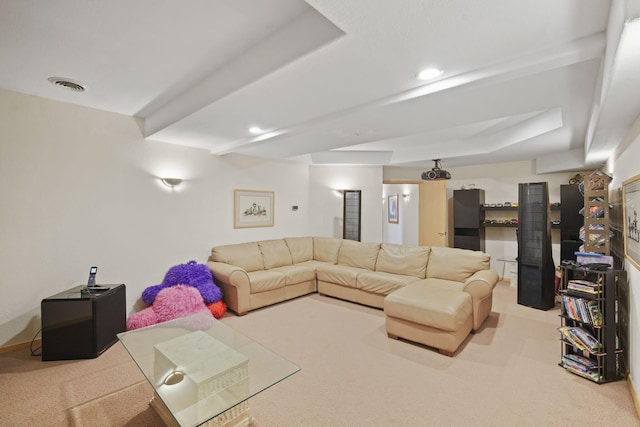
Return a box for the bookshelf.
[558,265,623,383]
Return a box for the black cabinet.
[517,182,555,310]
[453,189,485,251]
[41,284,126,361]
[560,184,584,262]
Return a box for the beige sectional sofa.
[207,237,499,355]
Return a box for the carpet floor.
[0,282,637,426]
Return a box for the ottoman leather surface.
[384,285,472,332]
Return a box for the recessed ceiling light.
[249,126,264,135]
[417,68,443,81]
[48,77,86,92]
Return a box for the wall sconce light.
[402,193,411,199]
[333,189,345,197]
[161,178,183,189]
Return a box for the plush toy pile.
[126,260,226,330]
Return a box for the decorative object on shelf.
[234,189,274,228]
[569,173,584,185]
[622,173,640,270]
[388,194,399,224]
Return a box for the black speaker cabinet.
[453,189,485,251]
[560,184,584,262]
[41,284,126,361]
[517,182,555,310]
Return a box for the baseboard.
[629,375,640,419]
[0,338,40,354]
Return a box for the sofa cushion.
[284,237,314,263]
[316,264,368,288]
[313,237,342,264]
[258,239,293,269]
[384,285,472,332]
[338,240,380,270]
[210,242,264,272]
[375,244,430,279]
[414,277,465,292]
[271,264,316,286]
[357,271,420,295]
[426,246,490,282]
[247,270,285,293]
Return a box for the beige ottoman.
[384,285,473,356]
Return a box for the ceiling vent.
[48,77,86,92]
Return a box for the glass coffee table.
[117,311,299,427]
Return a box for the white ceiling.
[2,0,640,173]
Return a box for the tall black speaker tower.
[517,182,555,310]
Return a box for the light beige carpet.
[0,282,637,426]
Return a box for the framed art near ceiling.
[623,174,640,270]
[388,194,399,224]
[234,189,274,228]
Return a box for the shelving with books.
[558,265,623,383]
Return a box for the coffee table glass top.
[117,311,299,426]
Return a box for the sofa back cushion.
[210,242,264,272]
[313,237,342,264]
[375,244,430,279]
[258,239,293,269]
[284,237,314,263]
[338,240,380,270]
[426,246,490,282]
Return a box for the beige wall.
[0,89,311,346]
[610,113,640,403]
[0,89,392,346]
[308,165,383,242]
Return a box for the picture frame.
[388,194,399,224]
[234,189,274,228]
[623,174,640,270]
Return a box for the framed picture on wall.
[388,194,399,224]
[234,189,274,228]
[623,174,640,270]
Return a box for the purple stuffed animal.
[141,260,222,305]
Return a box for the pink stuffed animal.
[126,285,211,330]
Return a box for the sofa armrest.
[463,269,499,330]
[463,269,499,298]
[206,261,251,314]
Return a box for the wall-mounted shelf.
[481,222,561,229]
[481,205,561,211]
